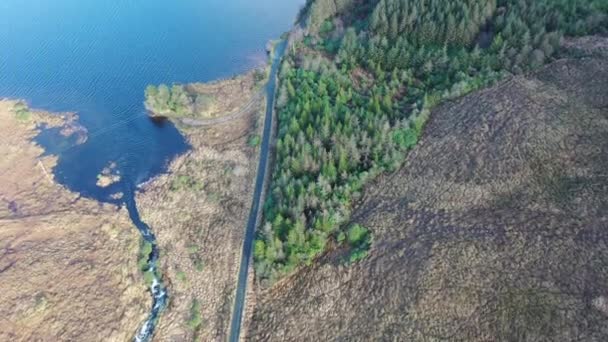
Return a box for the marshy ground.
[0,100,148,341]
[137,73,266,341]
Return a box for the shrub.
[176,270,187,283]
[145,84,194,116]
[193,259,204,272]
[248,135,261,148]
[12,102,32,122]
[187,244,199,254]
[171,175,202,191]
[345,224,372,263]
[138,240,153,272]
[143,271,155,286]
[15,110,31,122]
[187,299,203,330]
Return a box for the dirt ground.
[185,70,263,119]
[0,100,148,341]
[247,37,608,341]
[137,82,264,341]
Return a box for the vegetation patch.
[248,134,261,148]
[143,270,155,286]
[176,270,188,284]
[193,259,204,272]
[186,244,199,254]
[144,69,265,121]
[12,102,32,122]
[340,224,372,263]
[145,84,195,117]
[186,244,204,272]
[187,299,203,330]
[138,240,153,272]
[170,174,202,192]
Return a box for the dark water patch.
[34,125,81,157]
[34,116,187,341]
[34,117,189,204]
[476,30,495,49]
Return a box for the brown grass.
[185,70,263,120]
[137,79,265,341]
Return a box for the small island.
[96,161,121,188]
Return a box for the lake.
[0,1,303,340]
[0,0,303,201]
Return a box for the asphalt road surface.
[228,40,287,342]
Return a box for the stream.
[123,184,166,342]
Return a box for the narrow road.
[228,40,288,342]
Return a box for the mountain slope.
[248,36,608,341]
[254,0,608,282]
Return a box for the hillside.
[248,36,608,341]
[253,0,608,283]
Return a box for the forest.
[254,0,608,283]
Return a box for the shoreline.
[133,42,279,339]
[0,98,172,342]
[0,100,148,341]
[2,31,296,341]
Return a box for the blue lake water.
[0,0,303,340]
[0,0,303,200]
